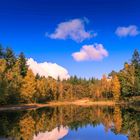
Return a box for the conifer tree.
[18,52,28,77]
[131,49,140,95]
[4,47,16,69]
[6,60,22,103]
[0,44,4,59]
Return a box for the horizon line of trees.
[0,44,140,105]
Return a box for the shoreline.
[47,100,116,106]
[0,99,125,111]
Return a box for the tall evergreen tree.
[131,49,140,95]
[35,73,41,80]
[4,47,16,69]
[131,49,140,67]
[18,52,28,77]
[0,44,4,59]
[6,60,22,104]
[118,63,135,97]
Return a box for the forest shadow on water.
[0,105,140,140]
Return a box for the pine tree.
[35,73,41,79]
[6,60,22,104]
[131,49,140,67]
[118,63,135,97]
[18,52,28,77]
[4,47,16,69]
[0,44,4,59]
[131,49,140,95]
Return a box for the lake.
[0,105,140,140]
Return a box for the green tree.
[5,60,22,104]
[0,44,4,59]
[131,49,140,95]
[18,52,28,77]
[118,63,135,98]
[35,73,41,79]
[131,49,140,67]
[4,47,16,69]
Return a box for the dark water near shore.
[0,105,140,140]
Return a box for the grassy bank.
[2,98,140,111]
[47,99,116,106]
[0,99,118,111]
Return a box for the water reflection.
[64,124,127,140]
[0,105,140,140]
[33,126,68,140]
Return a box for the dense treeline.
[0,44,140,105]
[0,106,140,140]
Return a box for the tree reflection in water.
[0,105,140,140]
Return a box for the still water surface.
[0,105,139,140]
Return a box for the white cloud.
[72,44,108,61]
[27,58,70,80]
[47,18,96,42]
[115,25,139,37]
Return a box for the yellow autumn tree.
[111,75,121,101]
[101,74,111,99]
[36,77,48,102]
[20,69,37,103]
[47,77,57,100]
[101,74,108,92]
[57,81,64,101]
[89,82,101,100]
[0,59,7,73]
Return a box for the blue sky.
[0,0,140,79]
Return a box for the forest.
[0,44,140,105]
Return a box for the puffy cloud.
[47,18,96,42]
[72,44,108,61]
[33,126,68,140]
[27,58,70,80]
[115,25,139,37]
